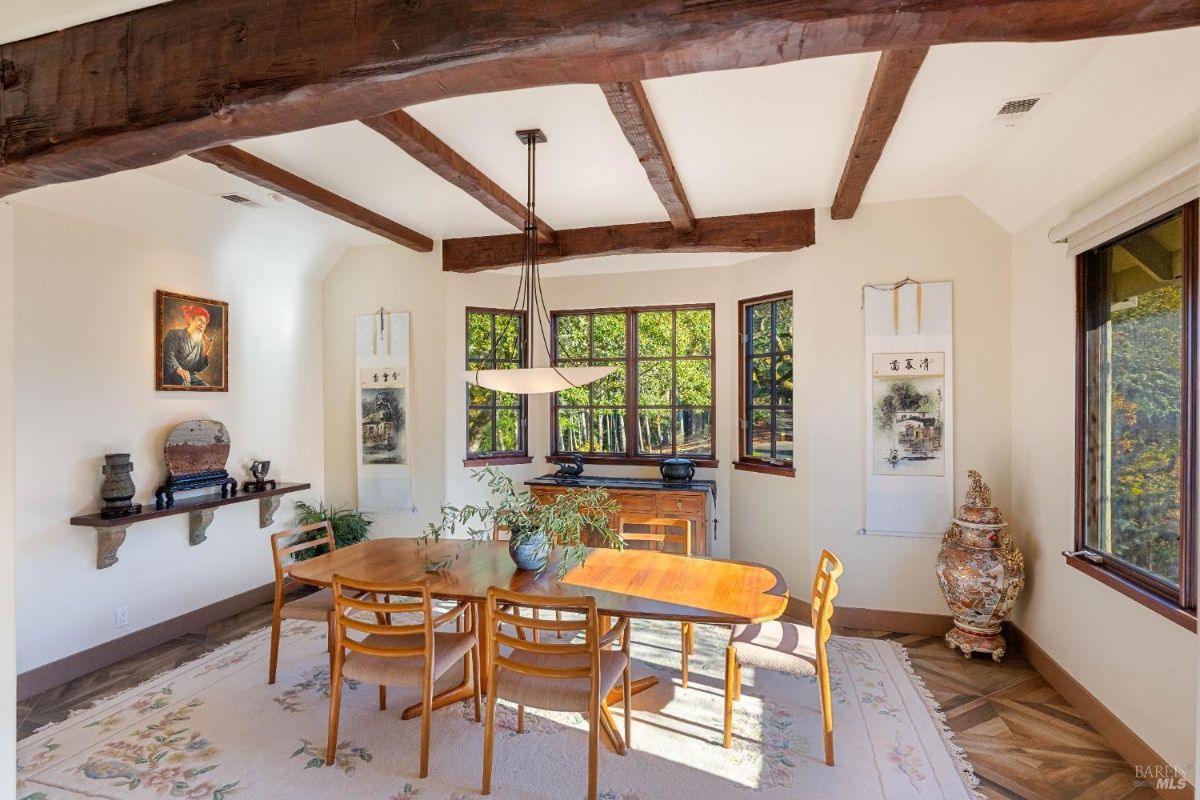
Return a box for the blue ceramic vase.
[508,530,550,571]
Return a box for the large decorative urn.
[935,470,1024,661]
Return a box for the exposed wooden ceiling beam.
[830,47,929,220]
[601,81,694,232]
[442,209,814,273]
[3,1,1196,198]
[361,110,554,243]
[190,146,432,251]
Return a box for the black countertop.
[525,474,716,497]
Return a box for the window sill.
[545,455,719,469]
[463,455,533,467]
[1064,553,1197,633]
[734,460,795,478]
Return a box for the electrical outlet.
[115,607,129,628]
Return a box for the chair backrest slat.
[330,575,447,672]
[485,586,602,701]
[810,549,844,651]
[270,522,336,601]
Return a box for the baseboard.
[1007,624,1193,800]
[17,581,276,701]
[786,597,954,637]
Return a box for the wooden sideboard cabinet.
[525,474,716,556]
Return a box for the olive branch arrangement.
[420,467,622,577]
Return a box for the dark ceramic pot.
[508,529,550,571]
[660,457,696,482]
[101,453,137,508]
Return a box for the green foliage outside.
[423,467,622,577]
[467,311,523,455]
[1104,280,1182,584]
[292,500,374,559]
[554,309,714,455]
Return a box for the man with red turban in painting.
[161,304,215,386]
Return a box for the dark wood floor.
[17,602,1153,800]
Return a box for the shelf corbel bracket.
[259,496,281,528]
[96,526,129,569]
[189,509,215,546]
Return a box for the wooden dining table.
[288,538,788,750]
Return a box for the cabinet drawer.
[657,493,706,515]
[612,491,657,514]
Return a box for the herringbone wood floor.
[17,602,1154,800]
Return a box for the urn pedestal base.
[945,625,1006,662]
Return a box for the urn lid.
[956,470,1005,526]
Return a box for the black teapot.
[660,457,695,482]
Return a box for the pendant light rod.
[465,128,615,394]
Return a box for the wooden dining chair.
[268,522,344,685]
[482,588,631,800]
[326,575,481,778]
[616,515,696,686]
[723,549,843,765]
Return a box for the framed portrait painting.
[155,290,229,391]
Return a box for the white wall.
[2,202,18,792]
[11,203,328,672]
[1010,204,1197,778]
[320,196,1010,613]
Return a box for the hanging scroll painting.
[863,281,953,537]
[355,312,413,513]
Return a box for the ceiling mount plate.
[516,129,547,145]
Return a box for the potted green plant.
[292,500,373,559]
[423,467,622,577]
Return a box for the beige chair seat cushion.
[494,649,628,713]
[342,631,475,687]
[730,621,818,676]
[279,588,335,621]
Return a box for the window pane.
[557,409,591,453]
[556,314,590,360]
[750,408,772,458]
[556,361,590,407]
[677,309,712,356]
[637,311,673,357]
[1085,212,1184,586]
[496,409,520,452]
[750,357,772,405]
[750,303,772,354]
[676,408,712,456]
[593,313,626,358]
[676,359,712,407]
[637,409,673,454]
[467,313,493,361]
[494,314,521,361]
[775,353,793,407]
[495,389,520,407]
[468,384,492,407]
[592,409,627,453]
[775,410,794,461]
[468,409,494,454]
[638,360,672,406]
[593,363,626,406]
[775,298,793,353]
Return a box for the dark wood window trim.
[1072,199,1198,632]
[736,291,794,477]
[464,307,529,464]
[550,304,717,466]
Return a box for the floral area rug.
[17,615,981,800]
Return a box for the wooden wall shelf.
[70,482,311,569]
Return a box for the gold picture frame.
[155,290,229,392]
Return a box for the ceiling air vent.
[219,193,264,208]
[989,95,1044,127]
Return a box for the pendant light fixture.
[463,129,615,394]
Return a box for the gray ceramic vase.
[101,453,137,509]
[508,530,550,571]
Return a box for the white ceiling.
[9,20,1200,269]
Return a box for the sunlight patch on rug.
[16,617,981,800]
